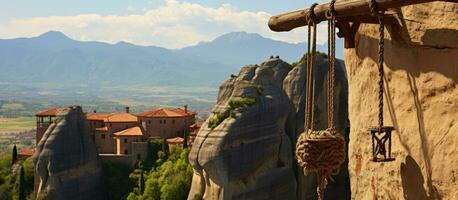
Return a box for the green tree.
[141,148,193,200]
[17,166,26,200]
[101,162,135,200]
[144,139,166,170]
[12,144,18,165]
[139,169,145,193]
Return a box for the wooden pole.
[268,0,445,32]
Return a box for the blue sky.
[0,0,329,48]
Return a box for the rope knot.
[325,0,336,19]
[307,3,319,24]
[370,0,385,17]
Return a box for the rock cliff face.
[345,2,458,199]
[33,106,102,200]
[188,56,350,199]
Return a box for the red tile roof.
[137,108,197,118]
[35,108,60,116]
[18,149,34,156]
[106,113,138,122]
[87,113,138,123]
[86,113,111,121]
[166,137,184,143]
[113,126,143,137]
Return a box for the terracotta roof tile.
[137,108,197,118]
[166,137,184,143]
[35,108,60,116]
[86,113,138,123]
[113,126,143,137]
[18,149,34,156]
[106,113,138,122]
[86,113,111,121]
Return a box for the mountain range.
[0,31,343,87]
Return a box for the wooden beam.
[268,0,444,32]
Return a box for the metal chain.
[370,0,385,129]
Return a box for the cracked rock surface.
[188,56,350,200]
[33,106,102,200]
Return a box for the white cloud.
[0,0,328,48]
[127,6,136,12]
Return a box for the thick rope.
[296,2,345,200]
[370,0,385,129]
[296,130,345,200]
[326,0,337,131]
[304,3,318,131]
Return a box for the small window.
[159,120,162,124]
[172,119,175,124]
[124,138,128,143]
[164,120,167,124]
[137,154,141,160]
[124,150,128,154]
[101,134,106,139]
[149,120,151,124]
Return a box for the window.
[172,119,175,124]
[124,138,128,143]
[159,120,162,124]
[101,134,106,139]
[149,120,151,124]
[124,150,128,154]
[137,154,141,160]
[164,120,166,124]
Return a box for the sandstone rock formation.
[33,106,102,200]
[345,1,458,199]
[189,55,350,199]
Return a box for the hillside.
[0,31,342,87]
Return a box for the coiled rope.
[296,1,346,199]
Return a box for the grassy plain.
[0,116,35,134]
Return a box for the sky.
[0,0,329,49]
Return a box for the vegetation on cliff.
[127,147,193,200]
[208,98,257,129]
[290,52,328,69]
[0,154,34,199]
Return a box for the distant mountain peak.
[37,31,72,41]
[214,31,264,42]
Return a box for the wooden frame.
[268,0,450,48]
